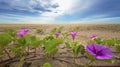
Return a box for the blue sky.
[0,0,120,24]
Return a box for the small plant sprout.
[43,62,51,67]
[24,35,42,56]
[36,28,44,34]
[70,32,79,41]
[71,42,84,66]
[88,37,103,45]
[51,28,57,34]
[4,29,17,37]
[0,33,12,58]
[43,35,63,58]
[17,29,29,38]
[62,32,69,39]
[86,43,114,60]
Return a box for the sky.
[0,0,120,24]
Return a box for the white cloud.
[1,14,120,24]
[1,0,83,21]
[0,0,58,12]
[0,0,108,24]
[69,17,120,24]
[0,0,96,17]
[40,0,93,20]
[40,0,98,18]
[0,14,54,24]
[41,0,78,17]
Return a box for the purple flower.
[70,32,79,40]
[21,29,29,34]
[55,33,60,37]
[89,34,97,39]
[17,29,29,38]
[86,43,114,59]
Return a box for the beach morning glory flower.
[55,33,60,37]
[86,43,114,59]
[89,34,97,39]
[17,29,29,38]
[70,32,79,40]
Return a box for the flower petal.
[70,32,79,39]
[86,43,114,59]
[86,43,97,55]
[17,29,29,38]
[89,34,97,39]
[96,46,114,59]
[55,33,60,37]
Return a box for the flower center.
[96,50,103,56]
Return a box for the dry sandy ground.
[0,24,120,67]
[1,24,120,44]
[1,24,120,38]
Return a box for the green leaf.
[44,37,63,47]
[71,41,81,48]
[51,28,57,34]
[65,41,71,48]
[24,35,41,48]
[0,33,12,47]
[73,45,81,56]
[46,48,58,56]
[43,35,54,41]
[99,58,116,64]
[0,47,3,55]
[116,44,120,53]
[17,37,26,45]
[43,36,63,56]
[43,62,51,67]
[103,38,116,46]
[94,38,103,44]
[86,52,96,61]
[62,32,69,37]
[24,35,32,45]
[87,39,95,44]
[4,29,17,37]
[9,46,22,56]
[71,42,83,57]
[30,36,41,48]
[36,28,44,34]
